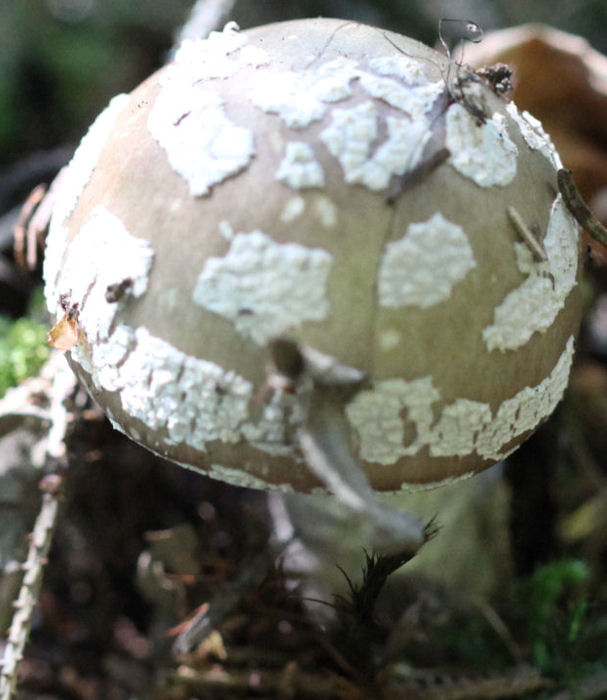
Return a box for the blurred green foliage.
[0,315,49,399]
[0,0,192,165]
[516,559,591,676]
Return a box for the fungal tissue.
[483,194,579,351]
[378,212,477,309]
[347,335,575,467]
[44,93,129,311]
[192,230,333,345]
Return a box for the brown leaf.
[47,314,80,352]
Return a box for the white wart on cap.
[43,18,582,494]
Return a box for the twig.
[386,148,450,204]
[557,168,607,247]
[473,598,523,662]
[0,353,76,700]
[172,0,237,52]
[506,206,547,262]
[270,339,425,554]
[0,489,60,700]
[172,550,275,657]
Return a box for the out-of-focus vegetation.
[0,288,49,397]
[0,316,49,399]
[0,0,192,165]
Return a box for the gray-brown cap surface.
[43,18,582,493]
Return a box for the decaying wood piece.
[0,354,77,700]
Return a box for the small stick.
[172,0,237,49]
[269,340,425,555]
[0,356,76,700]
[557,168,607,247]
[172,551,275,657]
[506,206,547,262]
[13,184,46,270]
[0,490,60,700]
[386,148,450,204]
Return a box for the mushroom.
[43,18,582,552]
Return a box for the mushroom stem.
[270,340,425,554]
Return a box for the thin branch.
[0,490,60,700]
[269,339,425,555]
[172,0,237,52]
[172,550,275,657]
[557,168,607,247]
[506,206,547,262]
[0,353,76,700]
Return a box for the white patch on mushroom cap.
[148,82,254,196]
[44,94,129,311]
[249,57,359,128]
[218,220,235,241]
[320,101,377,179]
[378,212,476,308]
[52,206,154,381]
[358,73,444,120]
[249,53,442,131]
[92,324,137,392]
[313,195,338,229]
[43,224,70,316]
[446,104,518,187]
[280,196,306,223]
[81,314,302,457]
[347,335,575,468]
[50,94,129,230]
[275,142,325,189]
[320,102,430,191]
[116,327,253,449]
[173,22,269,80]
[192,230,333,345]
[368,55,429,85]
[483,194,579,351]
[346,377,441,465]
[505,102,562,170]
[474,335,575,461]
[429,399,493,458]
[370,116,432,188]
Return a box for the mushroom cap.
[43,18,582,493]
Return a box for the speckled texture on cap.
[45,18,582,492]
